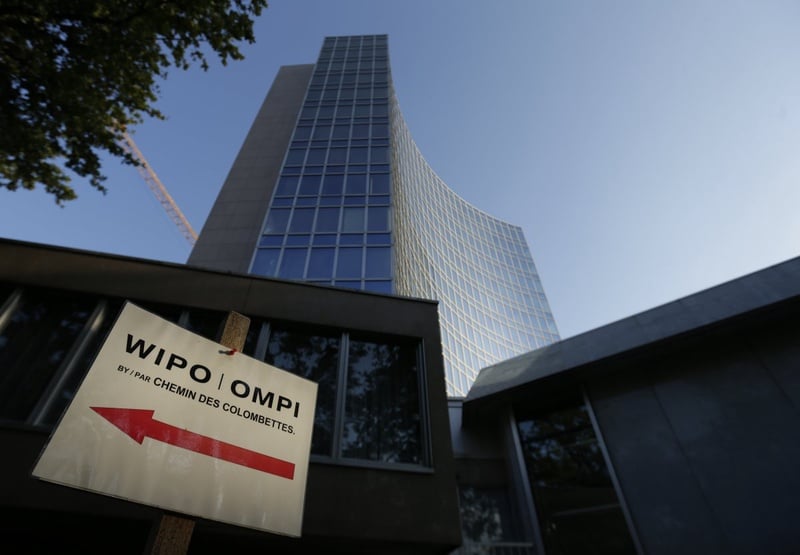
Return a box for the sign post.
[144,310,251,554]
[32,302,317,546]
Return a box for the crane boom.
[119,132,198,246]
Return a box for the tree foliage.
[0,0,268,204]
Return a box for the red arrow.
[91,407,295,480]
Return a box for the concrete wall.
[588,313,800,555]
[187,64,313,274]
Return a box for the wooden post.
[143,311,251,555]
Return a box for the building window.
[252,248,280,276]
[457,485,523,548]
[341,335,422,464]
[516,399,636,555]
[0,284,429,469]
[262,327,425,467]
[0,288,96,421]
[278,248,308,279]
[264,326,340,456]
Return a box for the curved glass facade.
[391,99,559,395]
[249,35,559,396]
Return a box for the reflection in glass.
[342,207,365,232]
[336,247,362,278]
[0,289,95,421]
[365,247,391,278]
[288,208,315,233]
[458,486,520,545]
[278,249,307,279]
[264,328,340,456]
[307,248,335,279]
[341,337,421,464]
[264,209,290,234]
[40,299,126,426]
[315,208,340,233]
[275,176,299,196]
[252,249,280,276]
[516,401,635,555]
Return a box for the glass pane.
[307,248,335,279]
[372,124,389,138]
[365,247,391,278]
[275,176,299,196]
[345,174,367,195]
[344,195,365,206]
[328,148,347,164]
[349,147,368,164]
[0,289,96,421]
[363,281,392,294]
[0,285,15,308]
[315,207,340,232]
[367,206,389,232]
[260,235,283,247]
[366,233,391,245]
[313,235,337,246]
[312,125,331,140]
[285,235,310,246]
[288,208,315,233]
[322,175,344,195]
[332,125,350,139]
[352,124,369,138]
[369,173,390,194]
[517,402,636,554]
[286,149,306,165]
[264,327,340,456]
[458,486,521,544]
[182,308,225,341]
[339,233,363,245]
[293,126,311,140]
[306,149,327,165]
[278,249,307,279]
[370,146,388,164]
[299,175,321,196]
[264,209,290,234]
[39,299,125,426]
[252,248,280,276]
[341,207,365,232]
[342,337,422,464]
[335,247,362,278]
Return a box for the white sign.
[33,302,317,537]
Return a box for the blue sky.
[2,1,799,339]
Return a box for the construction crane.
[118,131,198,246]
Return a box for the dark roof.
[465,255,800,406]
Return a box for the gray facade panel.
[751,324,800,410]
[589,374,732,555]
[187,64,314,274]
[589,329,800,555]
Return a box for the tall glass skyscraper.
[189,34,559,396]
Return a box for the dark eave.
[464,255,800,418]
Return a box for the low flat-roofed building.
[0,238,461,554]
[451,255,800,554]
